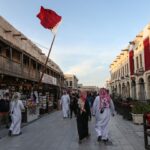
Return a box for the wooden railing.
[0,55,40,81]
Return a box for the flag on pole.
[37,6,62,34]
[36,6,61,84]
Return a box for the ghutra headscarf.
[99,88,111,109]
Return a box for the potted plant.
[132,101,150,124]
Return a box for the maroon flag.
[37,6,62,31]
[143,37,150,71]
[129,50,134,75]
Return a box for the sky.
[0,0,150,87]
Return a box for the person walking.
[8,92,25,136]
[60,91,70,118]
[70,93,78,118]
[76,91,91,144]
[92,88,115,144]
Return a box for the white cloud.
[36,42,120,87]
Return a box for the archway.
[119,83,121,96]
[131,80,136,100]
[122,83,125,99]
[126,82,130,98]
[139,78,145,100]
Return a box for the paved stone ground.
[0,111,146,150]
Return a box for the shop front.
[38,73,60,115]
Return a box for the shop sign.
[41,73,57,85]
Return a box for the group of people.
[1,87,115,144]
[60,88,115,144]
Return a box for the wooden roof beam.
[21,37,27,40]
[13,33,21,37]
[3,29,12,33]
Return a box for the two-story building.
[109,23,150,101]
[64,74,78,92]
[0,16,65,121]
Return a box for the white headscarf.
[12,92,21,101]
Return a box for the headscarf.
[80,91,87,102]
[99,88,111,109]
[63,90,67,95]
[12,92,21,101]
[78,91,87,112]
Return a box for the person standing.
[76,91,91,144]
[9,92,25,136]
[60,91,70,118]
[3,92,10,128]
[92,88,115,144]
[0,95,4,127]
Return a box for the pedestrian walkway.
[0,111,145,150]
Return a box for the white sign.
[41,73,57,85]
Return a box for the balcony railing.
[0,55,40,81]
[0,55,62,85]
[135,67,144,76]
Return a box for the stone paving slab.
[0,112,146,150]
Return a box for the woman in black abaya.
[76,91,91,144]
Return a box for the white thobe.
[9,100,24,135]
[92,96,115,140]
[60,94,70,118]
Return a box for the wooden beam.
[21,37,27,40]
[4,29,12,33]
[122,49,129,51]
[136,35,143,38]
[13,33,21,37]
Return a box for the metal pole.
[38,34,56,85]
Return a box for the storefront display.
[39,92,54,114]
[21,93,39,122]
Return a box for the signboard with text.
[40,72,57,85]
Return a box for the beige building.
[0,16,65,115]
[109,23,150,100]
[64,74,78,90]
[79,85,99,93]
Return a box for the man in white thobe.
[9,92,24,136]
[92,88,115,144]
[60,91,70,118]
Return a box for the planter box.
[132,113,143,124]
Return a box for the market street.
[0,111,146,150]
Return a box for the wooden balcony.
[0,55,40,81]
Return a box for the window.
[66,81,68,86]
[139,54,142,68]
[136,56,139,69]
[125,65,126,75]
[12,49,21,63]
[6,49,10,58]
[127,63,129,72]
[122,67,124,76]
[70,81,72,87]
[23,55,29,66]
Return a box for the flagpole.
[38,34,56,85]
